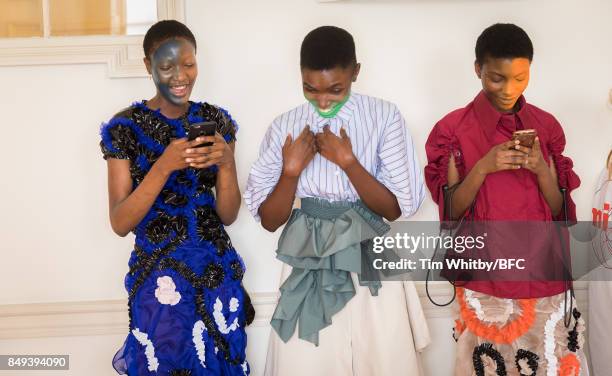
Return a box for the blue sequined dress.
[100,101,253,376]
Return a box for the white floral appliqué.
[544,300,566,376]
[229,297,240,312]
[465,289,513,324]
[131,328,159,371]
[192,320,207,368]
[155,275,181,306]
[213,297,240,334]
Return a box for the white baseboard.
[0,282,589,340]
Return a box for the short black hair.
[143,20,197,59]
[475,23,533,66]
[300,26,356,70]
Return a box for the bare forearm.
[258,173,299,232]
[215,163,241,225]
[343,161,401,221]
[537,169,563,216]
[449,162,487,220]
[110,162,171,236]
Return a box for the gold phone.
[511,129,537,148]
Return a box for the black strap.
[426,183,474,307]
[559,187,575,328]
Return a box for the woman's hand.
[514,136,562,215]
[155,137,204,175]
[258,126,315,231]
[513,137,550,177]
[282,125,317,177]
[185,133,234,170]
[108,137,206,236]
[315,125,356,170]
[475,139,526,175]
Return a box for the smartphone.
[188,121,217,147]
[511,129,537,148]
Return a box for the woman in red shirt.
[425,24,586,375]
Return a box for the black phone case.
[188,121,217,147]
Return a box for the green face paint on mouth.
[307,92,351,118]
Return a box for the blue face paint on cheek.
[151,39,189,106]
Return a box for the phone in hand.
[187,121,217,147]
[511,129,537,148]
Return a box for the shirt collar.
[310,91,357,127]
[336,91,356,123]
[473,90,529,141]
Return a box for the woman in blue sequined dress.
[99,20,253,376]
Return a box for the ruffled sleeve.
[243,119,284,221]
[99,110,137,161]
[424,121,466,221]
[547,118,580,222]
[194,103,239,143]
[374,106,425,218]
[214,105,238,143]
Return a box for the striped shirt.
[244,92,425,220]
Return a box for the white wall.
[0,0,610,375]
[190,0,612,293]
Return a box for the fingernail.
[186,158,192,162]
[186,149,192,153]
[196,137,202,142]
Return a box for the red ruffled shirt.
[424,91,581,298]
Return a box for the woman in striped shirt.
[244,26,430,376]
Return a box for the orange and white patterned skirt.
[453,288,587,376]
